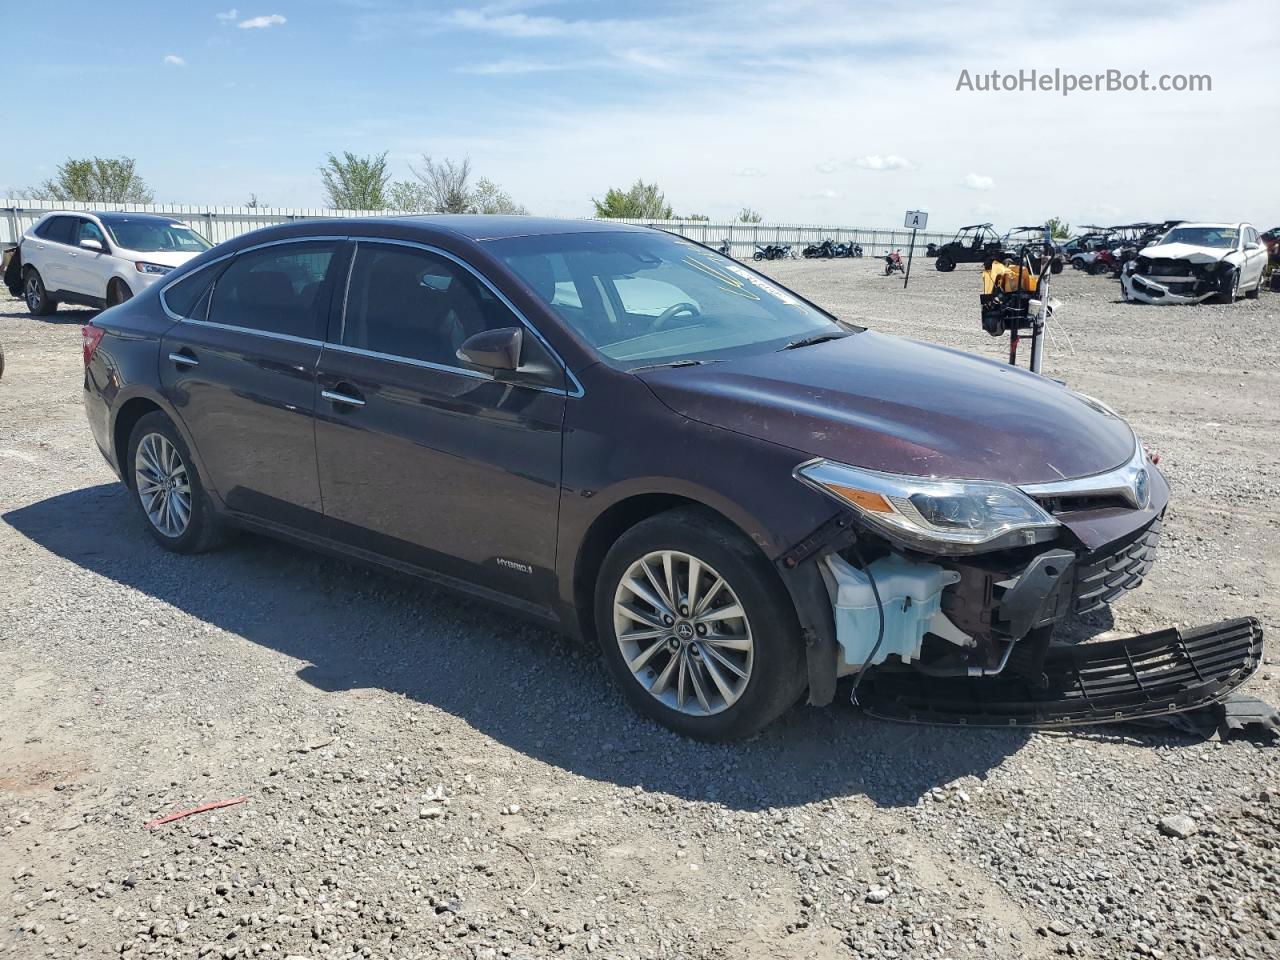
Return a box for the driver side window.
[77,219,107,248]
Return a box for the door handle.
[321,388,366,407]
[168,351,199,367]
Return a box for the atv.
[933,223,1004,272]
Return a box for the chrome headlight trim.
[795,459,1060,553]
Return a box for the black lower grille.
[1073,514,1162,614]
[859,617,1263,728]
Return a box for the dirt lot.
[1,262,1277,960]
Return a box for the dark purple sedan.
[79,216,1258,740]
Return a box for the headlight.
[135,261,173,275]
[796,459,1059,554]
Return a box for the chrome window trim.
[339,237,585,399]
[158,235,346,324]
[176,316,325,349]
[322,342,494,383]
[1019,438,1148,508]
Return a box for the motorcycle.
[753,243,791,261]
[716,239,733,257]
[803,239,837,259]
[884,250,905,276]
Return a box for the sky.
[3,0,1276,231]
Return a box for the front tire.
[23,268,56,316]
[126,411,231,553]
[935,254,955,272]
[106,279,134,307]
[594,508,806,741]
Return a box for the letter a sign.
[904,210,928,230]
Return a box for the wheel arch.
[108,387,221,507]
[570,491,783,645]
[112,396,165,488]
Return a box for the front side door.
[160,238,343,527]
[66,218,112,297]
[313,240,566,604]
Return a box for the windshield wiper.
[781,331,849,350]
[628,359,722,373]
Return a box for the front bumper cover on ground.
[856,617,1264,727]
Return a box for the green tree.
[592,180,674,219]
[39,156,154,203]
[738,206,763,223]
[1044,217,1071,239]
[387,179,433,212]
[683,213,710,221]
[319,152,390,210]
[471,177,528,215]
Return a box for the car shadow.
[0,306,99,324]
[4,483,1054,810]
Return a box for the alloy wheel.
[134,432,192,538]
[612,550,754,717]
[25,275,41,311]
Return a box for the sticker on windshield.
[711,258,800,305]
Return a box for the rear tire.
[126,411,232,554]
[593,507,807,741]
[23,268,56,316]
[1244,268,1262,300]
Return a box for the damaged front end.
[777,446,1265,728]
[1120,252,1232,305]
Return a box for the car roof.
[338,215,654,242]
[92,211,190,225]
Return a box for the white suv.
[13,211,212,315]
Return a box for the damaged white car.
[1121,223,1268,305]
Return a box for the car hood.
[636,331,1137,485]
[117,249,201,268]
[1139,241,1233,264]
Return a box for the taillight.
[82,325,105,366]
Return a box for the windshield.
[488,231,847,369]
[1161,226,1238,249]
[104,220,212,254]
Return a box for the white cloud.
[215,8,238,21]
[238,14,286,30]
[733,168,766,178]
[458,59,568,76]
[962,173,995,191]
[163,54,186,67]
[853,154,913,171]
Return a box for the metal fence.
[0,199,953,258]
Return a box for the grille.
[1073,513,1162,614]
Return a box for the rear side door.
[313,239,567,604]
[28,215,79,291]
[159,237,344,527]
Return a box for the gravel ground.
[1,262,1277,960]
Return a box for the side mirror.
[79,238,104,252]
[457,326,522,371]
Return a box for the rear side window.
[340,243,519,366]
[206,242,337,340]
[35,216,77,245]
[163,266,220,320]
